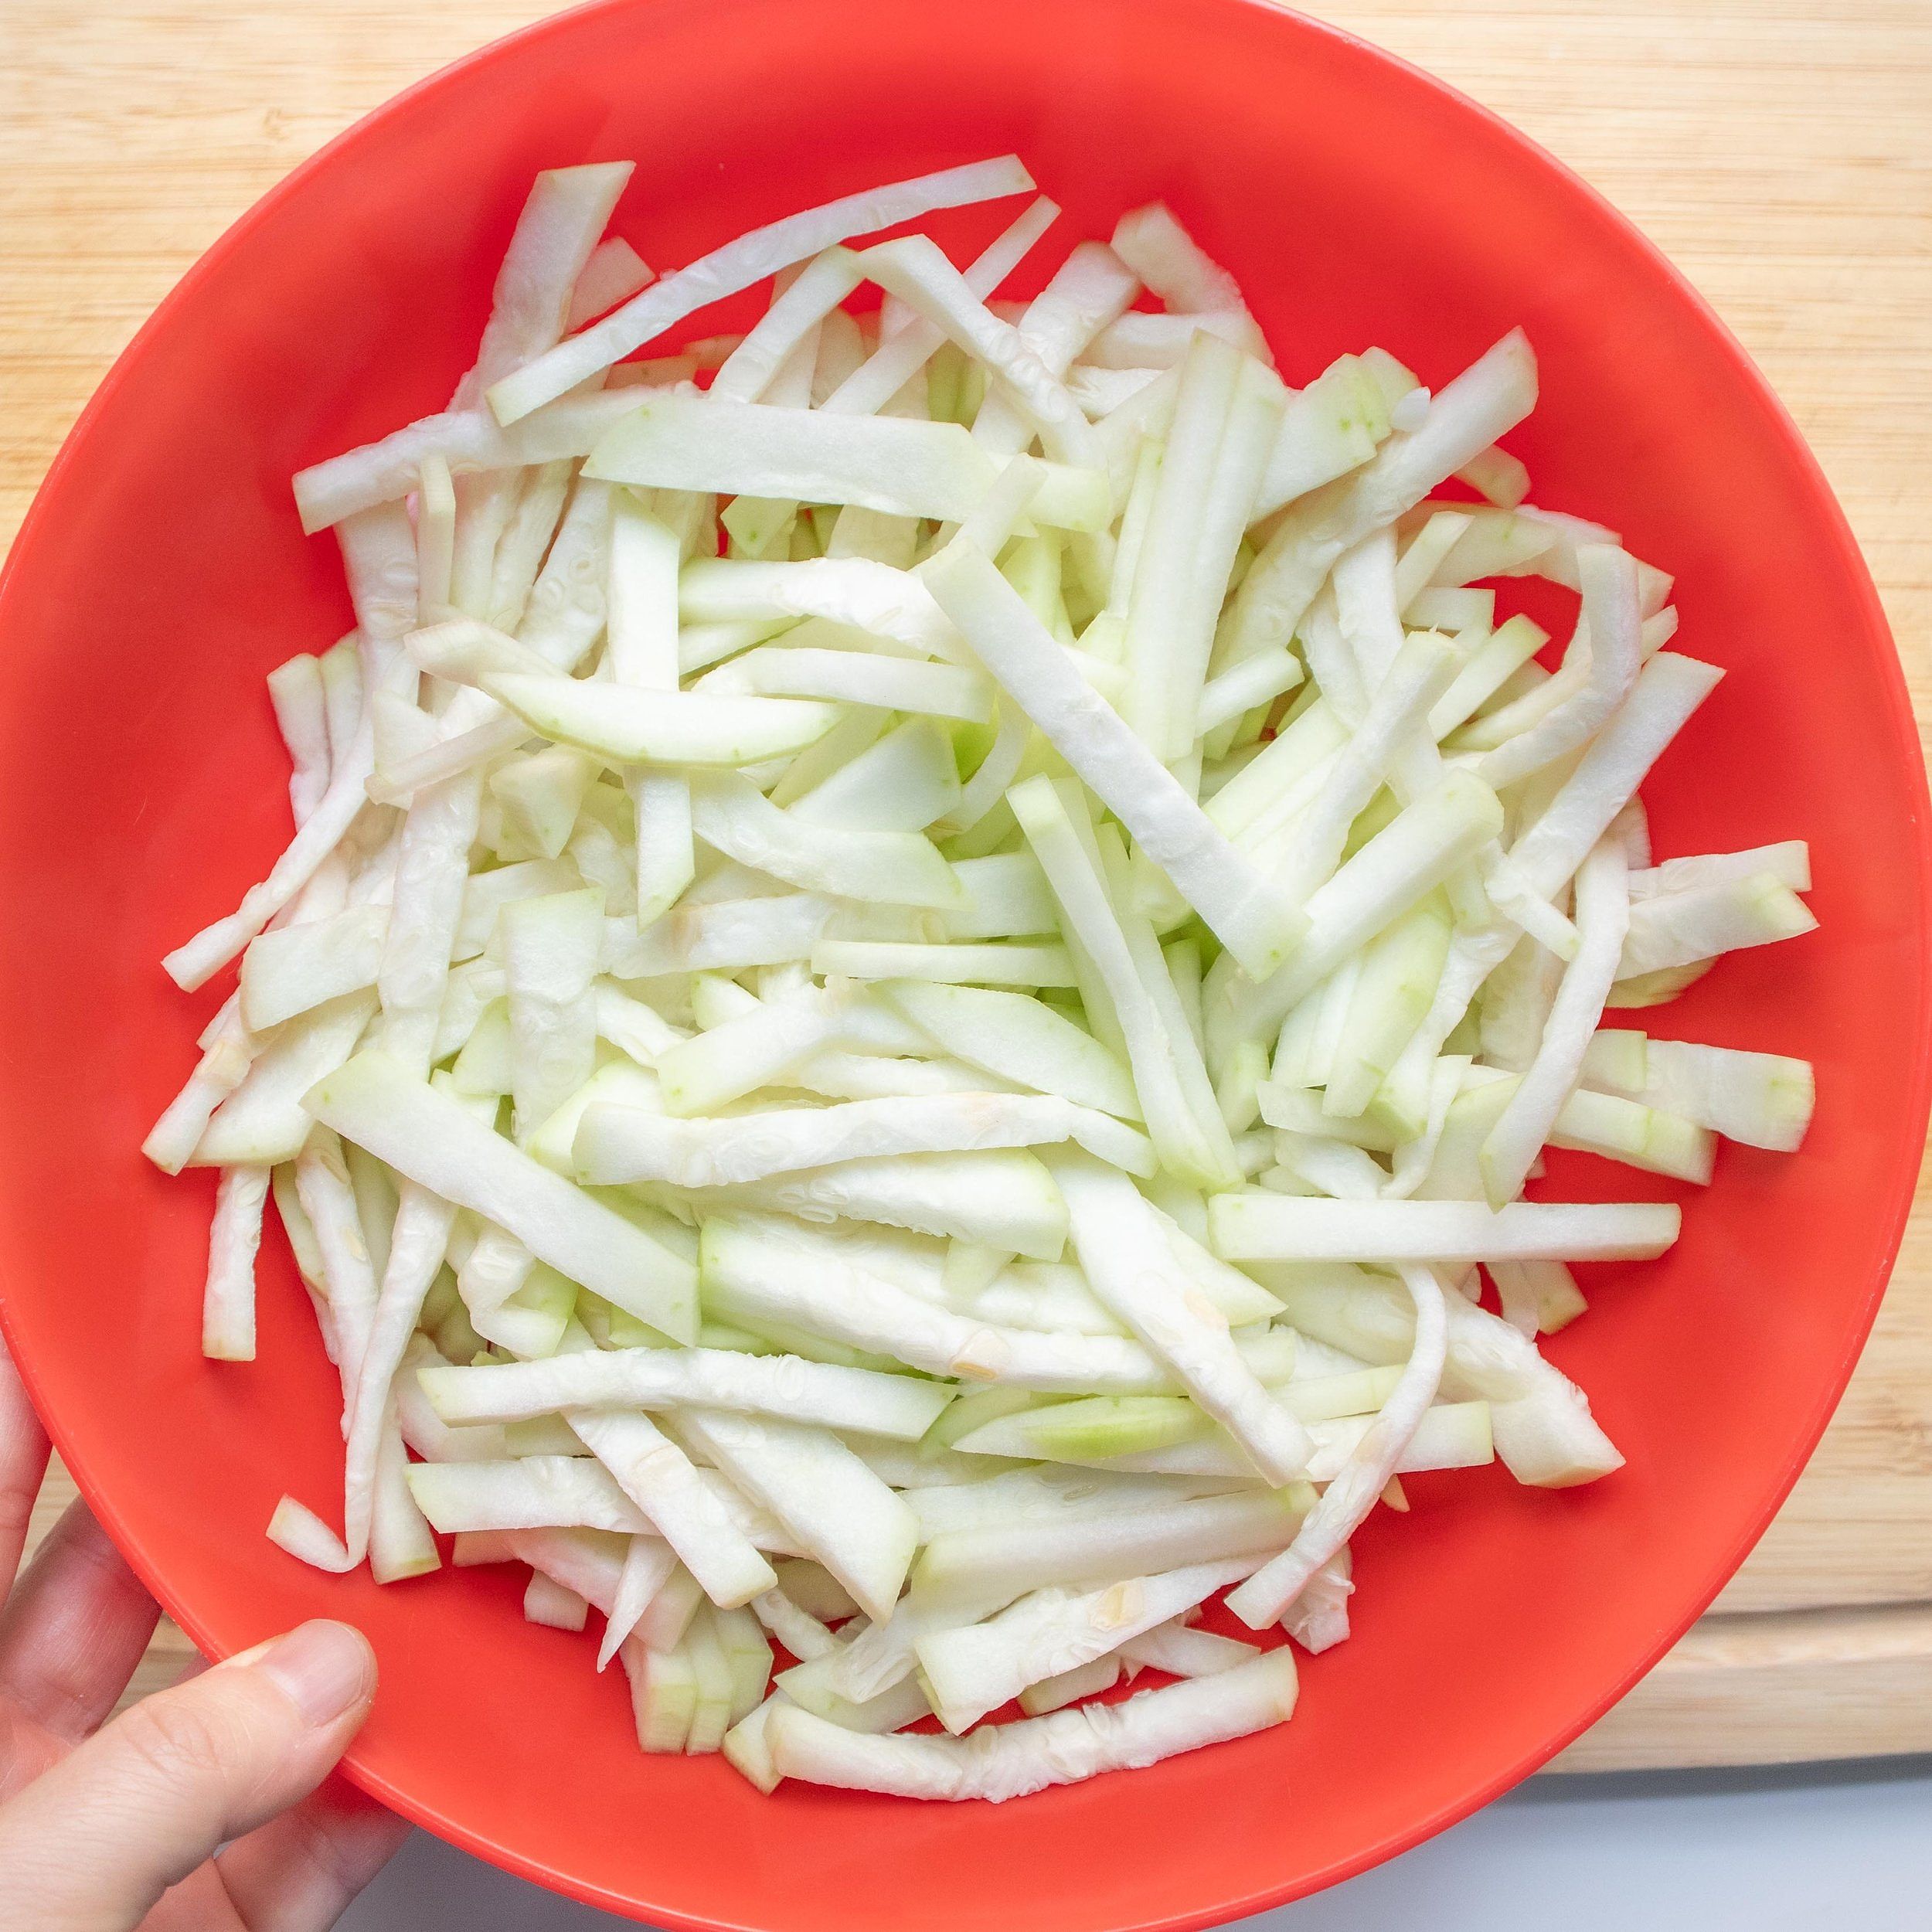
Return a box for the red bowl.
[0,0,1924,1925]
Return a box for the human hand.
[0,1332,408,1929]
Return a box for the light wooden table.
[2,0,1929,1771]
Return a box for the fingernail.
[252,1620,376,1726]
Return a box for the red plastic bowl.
[0,0,1924,1924]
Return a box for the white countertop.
[338,1757,1932,1930]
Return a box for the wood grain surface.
[2,0,1928,1772]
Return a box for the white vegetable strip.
[679,556,961,659]
[240,906,389,1032]
[488,461,575,633]
[702,646,992,723]
[879,980,1140,1119]
[454,1222,536,1349]
[502,887,604,1134]
[1123,1620,1261,1677]
[338,502,423,669]
[702,1215,1273,1395]
[1165,349,1288,750]
[1224,332,1537,665]
[607,498,696,926]
[162,708,380,990]
[502,1527,644,1621]
[767,1647,1297,1801]
[567,236,653,332]
[378,769,485,1075]
[987,1401,1487,1484]
[900,1469,1233,1541]
[1226,1265,1447,1628]
[1264,1266,1619,1488]
[1110,202,1250,321]
[592,1535,679,1672]
[267,654,331,824]
[303,1050,698,1341]
[774,1645,931,1734]
[1264,631,1461,906]
[488,156,1034,420]
[688,771,962,909]
[1478,546,1641,790]
[294,392,645,536]
[202,1163,270,1362]
[710,249,866,403]
[367,1421,440,1581]
[787,716,961,832]
[372,480,620,806]
[1208,1196,1679,1264]
[823,197,1060,417]
[486,672,842,769]
[974,241,1141,455]
[703,645,989,726]
[342,1178,461,1563]
[925,543,1302,977]
[576,1093,1154,1186]
[1049,1152,1311,1484]
[910,1488,1304,1609]
[808,939,1079,989]
[859,236,1097,465]
[1196,648,1303,736]
[935,852,1056,940]
[1629,842,1810,900]
[604,894,834,981]
[1086,310,1266,369]
[523,1573,589,1631]
[1213,770,1504,1056]
[676,1409,917,1624]
[144,996,255,1173]
[1618,1039,1815,1151]
[1480,839,1631,1206]
[587,396,1108,531]
[1616,872,1817,978]
[1067,363,1164,417]
[1020,1655,1121,1716]
[266,1498,359,1574]
[568,1398,777,1611]
[652,979,849,1115]
[409,1457,654,1535]
[1250,359,1380,522]
[451,162,635,412]
[1510,654,1725,900]
[1279,1549,1354,1653]
[1011,776,1240,1189]
[417,1344,951,1440]
[291,1125,379,1384]
[917,1556,1259,1732]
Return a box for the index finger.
[0,1332,51,1598]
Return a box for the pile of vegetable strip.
[148,155,1818,1800]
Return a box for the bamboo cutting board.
[2,0,1929,1774]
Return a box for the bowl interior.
[0,0,1923,1926]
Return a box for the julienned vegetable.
[148,156,1818,1800]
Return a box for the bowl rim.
[2,0,1927,1923]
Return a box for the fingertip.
[250,1620,377,1729]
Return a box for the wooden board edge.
[1546,1600,1932,1772]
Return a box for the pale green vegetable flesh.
[153,160,1815,1803]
